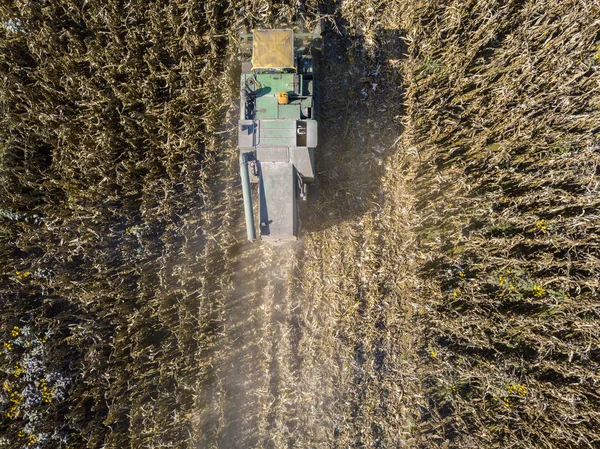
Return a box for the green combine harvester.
[238,25,322,244]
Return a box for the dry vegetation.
[1,1,599,448]
[401,1,600,447]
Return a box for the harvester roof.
[252,29,294,70]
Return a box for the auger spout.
[239,151,256,242]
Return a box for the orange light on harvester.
[277,92,289,105]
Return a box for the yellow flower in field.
[3,341,12,351]
[39,378,54,403]
[430,349,437,359]
[453,290,458,297]
[15,271,31,280]
[535,220,547,231]
[7,405,19,419]
[13,362,25,377]
[498,275,506,285]
[532,285,546,297]
[458,271,466,277]
[507,383,528,397]
[9,391,23,405]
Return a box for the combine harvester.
[237,24,322,244]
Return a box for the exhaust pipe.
[239,152,256,242]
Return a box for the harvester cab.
[237,24,322,244]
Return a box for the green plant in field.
[125,226,138,235]
[0,208,21,220]
[549,138,573,155]
[418,57,442,75]
[487,221,519,236]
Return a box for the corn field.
[1,1,598,448]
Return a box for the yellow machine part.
[252,29,295,70]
